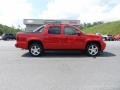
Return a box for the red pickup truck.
[15,24,106,56]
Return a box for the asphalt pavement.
[0,40,120,90]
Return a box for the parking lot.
[0,40,120,90]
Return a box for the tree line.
[0,24,21,35]
[80,21,104,29]
[0,21,104,35]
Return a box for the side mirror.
[76,32,81,36]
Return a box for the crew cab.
[15,24,106,56]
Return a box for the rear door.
[43,25,62,49]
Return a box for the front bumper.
[101,41,106,51]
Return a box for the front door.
[62,26,84,49]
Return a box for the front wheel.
[86,43,100,56]
[29,43,43,57]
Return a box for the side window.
[64,27,77,35]
[48,26,61,34]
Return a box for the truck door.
[62,26,84,49]
[43,25,62,49]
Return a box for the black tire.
[29,42,43,57]
[86,43,100,56]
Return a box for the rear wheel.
[86,43,100,56]
[29,43,43,57]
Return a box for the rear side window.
[48,26,61,34]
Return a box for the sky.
[0,0,120,27]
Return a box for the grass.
[83,20,120,35]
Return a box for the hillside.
[83,21,120,35]
[0,24,21,35]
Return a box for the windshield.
[33,25,45,32]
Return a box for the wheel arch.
[28,40,44,49]
[85,41,101,50]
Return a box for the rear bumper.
[15,43,18,47]
[15,42,28,49]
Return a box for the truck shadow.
[22,51,116,58]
